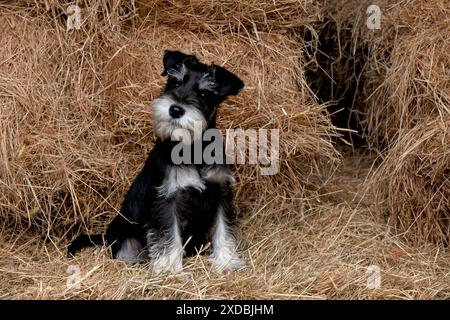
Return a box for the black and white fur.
[68,50,245,273]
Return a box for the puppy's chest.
[156,165,234,199]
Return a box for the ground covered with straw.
[1,153,449,299]
[0,0,449,299]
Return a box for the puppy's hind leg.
[105,213,145,263]
[115,238,144,263]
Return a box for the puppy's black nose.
[169,104,185,119]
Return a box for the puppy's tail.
[67,234,104,257]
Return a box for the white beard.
[152,96,207,141]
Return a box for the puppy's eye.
[199,90,208,97]
[173,81,180,88]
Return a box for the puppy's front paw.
[151,252,183,275]
[210,253,246,272]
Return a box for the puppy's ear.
[161,50,199,76]
[211,65,244,99]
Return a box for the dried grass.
[0,3,339,235]
[315,0,450,145]
[1,154,449,299]
[371,119,450,244]
[136,0,321,33]
[364,0,450,146]
[364,1,450,244]
[1,0,449,300]
[316,0,450,244]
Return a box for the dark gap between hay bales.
[304,17,369,149]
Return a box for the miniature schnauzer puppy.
[68,50,245,273]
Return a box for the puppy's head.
[152,50,244,141]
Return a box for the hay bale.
[320,0,450,146]
[24,0,321,33]
[137,0,321,33]
[371,119,450,244]
[0,7,145,231]
[364,1,450,146]
[358,1,450,244]
[0,5,338,234]
[106,23,341,210]
[314,0,450,244]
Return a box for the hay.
[313,0,450,146]
[107,24,341,212]
[371,119,450,244]
[1,154,449,299]
[1,0,450,300]
[0,3,339,235]
[0,5,145,233]
[313,0,450,244]
[358,0,450,146]
[362,1,450,244]
[137,0,321,33]
[24,0,321,33]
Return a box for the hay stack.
[372,119,450,244]
[365,1,450,244]
[363,0,450,146]
[0,2,338,235]
[315,0,450,146]
[317,0,450,243]
[137,0,321,33]
[0,5,145,232]
[107,24,340,211]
